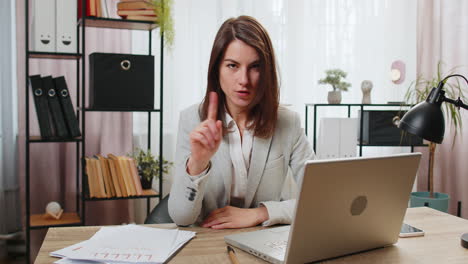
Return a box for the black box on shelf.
[358,110,423,146]
[89,52,154,109]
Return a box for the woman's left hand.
[201,206,269,229]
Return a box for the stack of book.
[117,0,157,22]
[78,0,111,18]
[84,154,145,198]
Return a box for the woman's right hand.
[187,92,223,175]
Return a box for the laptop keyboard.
[265,240,288,251]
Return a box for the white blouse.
[225,112,254,207]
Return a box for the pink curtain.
[16,1,135,261]
[416,0,468,217]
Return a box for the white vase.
[327,91,342,104]
[361,80,373,104]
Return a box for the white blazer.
[168,104,315,226]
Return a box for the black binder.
[54,76,81,137]
[29,75,53,138]
[43,76,69,138]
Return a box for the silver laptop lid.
[284,152,421,263]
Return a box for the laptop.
[224,153,421,264]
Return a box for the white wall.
[130,1,418,216]
[133,0,417,155]
[0,0,20,257]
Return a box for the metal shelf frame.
[78,0,164,227]
[304,103,425,156]
[24,1,165,262]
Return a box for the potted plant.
[404,61,466,212]
[318,69,351,104]
[130,148,173,189]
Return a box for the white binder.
[317,118,340,159]
[56,0,77,53]
[317,118,358,159]
[339,118,358,158]
[31,0,56,52]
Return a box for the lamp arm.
[438,74,468,110]
[442,96,468,110]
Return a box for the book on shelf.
[96,0,102,17]
[84,154,152,199]
[100,0,110,18]
[119,0,153,2]
[111,154,133,196]
[125,15,157,22]
[78,0,110,18]
[117,9,156,17]
[84,158,96,198]
[93,156,108,198]
[118,156,136,196]
[77,0,91,18]
[128,158,143,195]
[108,154,129,197]
[117,1,154,10]
[97,155,116,197]
[89,0,97,17]
[106,157,123,197]
[116,0,157,22]
[125,157,140,195]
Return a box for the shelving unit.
[24,1,165,262]
[28,52,83,60]
[79,17,159,30]
[79,14,164,224]
[25,2,83,263]
[29,213,82,229]
[304,103,426,156]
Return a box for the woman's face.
[219,39,260,115]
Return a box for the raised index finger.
[207,91,218,120]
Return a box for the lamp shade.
[398,101,445,143]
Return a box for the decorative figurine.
[361,80,373,104]
[45,201,63,220]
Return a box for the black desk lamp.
[398,74,468,249]
[399,74,468,143]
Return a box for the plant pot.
[141,177,153,190]
[410,191,450,213]
[328,91,342,104]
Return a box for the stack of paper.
[50,225,196,264]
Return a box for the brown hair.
[199,15,279,138]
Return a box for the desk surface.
[36,207,468,264]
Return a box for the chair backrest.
[144,194,173,224]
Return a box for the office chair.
[144,194,174,224]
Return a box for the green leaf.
[152,0,174,50]
[128,148,173,181]
[318,68,351,92]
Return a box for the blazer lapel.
[244,135,273,208]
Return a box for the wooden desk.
[36,207,468,263]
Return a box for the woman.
[168,16,314,229]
